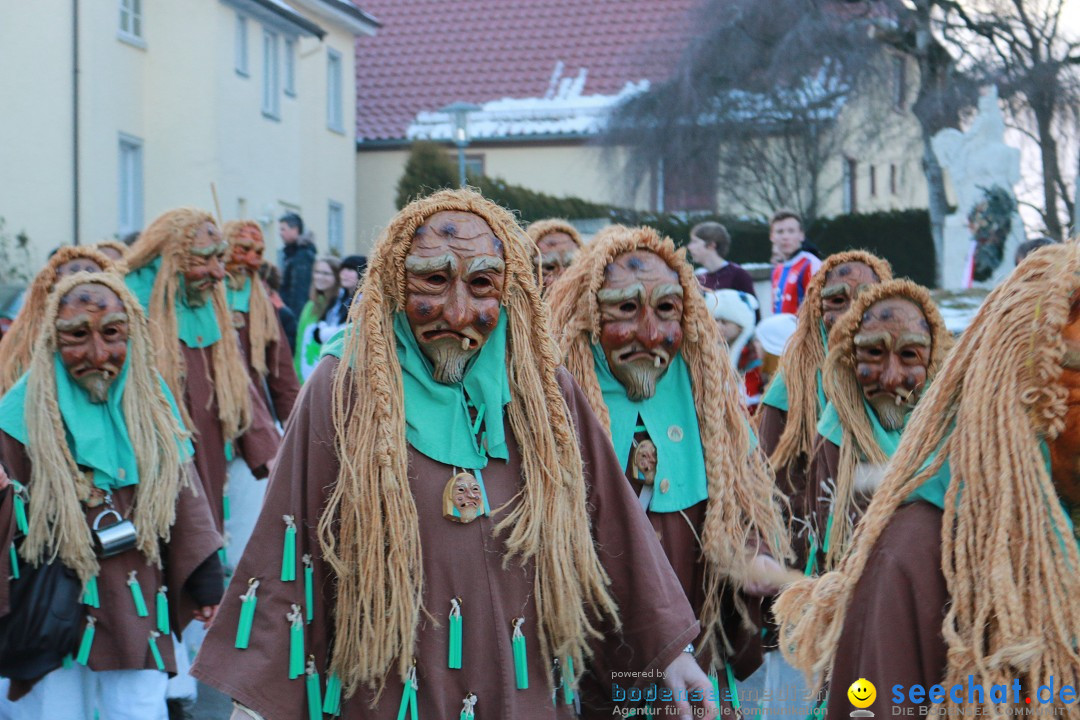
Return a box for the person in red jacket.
[769,210,821,315]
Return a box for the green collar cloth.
[227,276,252,313]
[816,398,905,454]
[0,351,193,491]
[125,257,223,348]
[322,310,512,470]
[761,321,829,414]
[592,344,707,513]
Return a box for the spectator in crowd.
[769,210,822,315]
[688,222,760,320]
[278,212,316,317]
[258,262,298,352]
[704,289,764,410]
[294,256,341,382]
[756,313,797,386]
[1014,236,1057,265]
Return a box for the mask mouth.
[421,328,481,351]
[616,347,670,370]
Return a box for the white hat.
[702,289,757,369]
[756,313,798,356]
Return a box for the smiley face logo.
[847,678,876,709]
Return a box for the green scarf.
[322,310,512,470]
[761,321,829,414]
[227,276,252,313]
[0,351,193,491]
[816,398,905,455]
[125,257,223,348]
[591,344,708,513]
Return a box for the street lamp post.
[440,102,481,188]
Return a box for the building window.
[890,164,898,195]
[869,165,877,197]
[118,135,144,236]
[893,55,907,111]
[328,201,345,254]
[262,28,281,119]
[284,38,297,96]
[119,0,143,40]
[464,154,486,179]
[843,158,858,214]
[326,49,344,133]
[235,14,249,76]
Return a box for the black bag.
[0,545,83,681]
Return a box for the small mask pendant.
[630,438,658,486]
[232,310,247,330]
[443,471,487,524]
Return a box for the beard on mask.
[867,394,910,430]
[424,338,478,384]
[612,359,666,401]
[77,371,115,404]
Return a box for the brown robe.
[0,435,224,696]
[827,501,947,719]
[235,311,300,423]
[191,359,700,720]
[181,343,280,533]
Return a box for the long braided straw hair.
[19,271,191,586]
[774,243,1080,698]
[525,218,583,248]
[320,188,619,699]
[546,224,792,661]
[817,279,952,570]
[765,251,893,476]
[0,246,116,395]
[126,208,252,441]
[222,220,281,378]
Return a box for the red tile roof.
[353,0,701,142]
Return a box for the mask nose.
[636,311,665,350]
[441,280,470,330]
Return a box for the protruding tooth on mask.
[654,355,663,369]
[461,336,470,351]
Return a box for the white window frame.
[118,134,144,236]
[118,0,145,47]
[326,48,344,133]
[262,28,281,120]
[235,14,249,76]
[284,37,297,97]
[843,158,858,214]
[327,201,345,254]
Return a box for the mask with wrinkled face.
[56,283,130,403]
[853,297,931,430]
[226,225,265,285]
[184,222,228,307]
[538,232,578,292]
[821,262,880,331]
[403,211,506,384]
[1051,296,1080,506]
[55,257,104,282]
[598,251,684,400]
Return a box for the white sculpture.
[931,86,1024,289]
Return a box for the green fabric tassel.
[9,545,18,580]
[149,631,165,671]
[396,665,418,720]
[725,663,741,711]
[305,658,322,720]
[127,571,148,617]
[224,441,234,462]
[822,511,835,555]
[511,618,528,690]
[303,554,314,624]
[235,579,259,649]
[323,672,342,716]
[223,493,231,522]
[62,654,73,669]
[288,604,304,679]
[448,598,462,670]
[13,490,28,536]
[82,575,99,608]
[218,547,227,567]
[459,692,477,719]
[562,656,575,705]
[76,617,96,665]
[156,586,170,635]
[710,669,722,710]
[281,515,297,582]
[803,534,818,577]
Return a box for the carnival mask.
[56,283,129,403]
[538,231,578,293]
[55,257,104,280]
[184,221,227,307]
[404,211,505,384]
[442,472,485,524]
[853,297,931,430]
[226,224,265,284]
[598,251,684,400]
[821,262,880,331]
[1050,296,1080,506]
